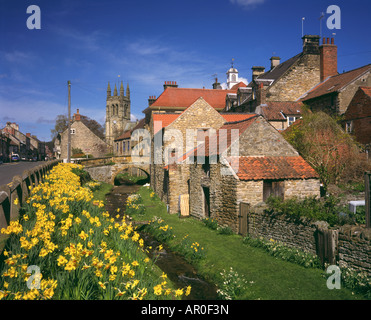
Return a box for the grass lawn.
[126,186,366,300]
[92,182,113,203]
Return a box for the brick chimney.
[252,66,265,81]
[148,96,156,106]
[270,56,280,70]
[320,37,338,82]
[163,81,178,90]
[256,82,266,105]
[74,109,81,121]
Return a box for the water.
[104,184,219,300]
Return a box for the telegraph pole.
[67,80,71,163]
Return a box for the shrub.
[266,195,356,226]
[202,218,218,230]
[174,235,205,263]
[243,236,322,269]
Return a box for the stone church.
[105,81,135,148]
[55,80,136,159]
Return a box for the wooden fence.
[0,160,61,233]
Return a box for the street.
[0,161,44,186]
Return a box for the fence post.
[365,171,370,228]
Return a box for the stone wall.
[338,225,371,274]
[267,53,321,102]
[284,179,321,199]
[245,207,371,275]
[246,206,319,255]
[238,118,299,157]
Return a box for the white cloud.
[229,0,266,9]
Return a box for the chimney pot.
[331,38,334,44]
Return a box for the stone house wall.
[60,120,110,158]
[337,70,371,114]
[151,98,227,214]
[266,54,321,102]
[238,117,299,157]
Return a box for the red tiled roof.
[360,86,371,97]
[220,113,257,122]
[231,82,247,90]
[152,113,182,134]
[301,64,371,101]
[235,156,319,180]
[150,87,236,110]
[258,101,303,121]
[114,118,146,141]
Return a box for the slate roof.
[235,156,319,180]
[256,101,303,121]
[257,53,302,83]
[114,118,146,141]
[301,64,371,101]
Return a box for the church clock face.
[113,120,117,124]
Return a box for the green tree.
[282,107,368,193]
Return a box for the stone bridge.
[77,156,150,184]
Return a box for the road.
[0,161,44,186]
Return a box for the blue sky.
[1,0,370,142]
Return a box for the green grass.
[91,182,113,203]
[127,186,366,300]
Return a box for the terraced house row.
[113,34,370,233]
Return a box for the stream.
[104,184,219,300]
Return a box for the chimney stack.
[302,35,320,55]
[320,37,338,82]
[252,66,265,81]
[26,133,31,138]
[148,96,157,106]
[256,82,266,105]
[163,81,178,90]
[270,56,280,70]
[74,109,81,121]
[212,78,222,89]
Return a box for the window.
[288,116,296,127]
[123,141,126,153]
[127,141,130,151]
[346,121,353,133]
[70,128,76,134]
[263,180,285,202]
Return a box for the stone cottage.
[150,97,255,214]
[185,115,320,233]
[55,109,110,159]
[301,63,371,115]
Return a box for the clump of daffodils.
[0,163,190,300]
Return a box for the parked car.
[11,154,20,162]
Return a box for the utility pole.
[67,80,71,163]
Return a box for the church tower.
[105,80,131,147]
[226,59,239,89]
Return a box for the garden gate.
[238,202,250,236]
